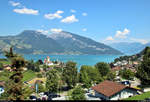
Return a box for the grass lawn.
[0,70,37,82]
[124,91,150,100]
[22,70,37,82]
[0,60,11,64]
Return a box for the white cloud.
[115,28,130,39]
[82,12,87,16]
[50,28,62,33]
[56,10,64,14]
[105,36,114,41]
[37,29,49,35]
[9,1,21,7]
[70,9,76,13]
[82,28,87,32]
[44,10,64,20]
[61,15,78,23]
[13,7,39,15]
[130,38,148,44]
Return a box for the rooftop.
[91,80,127,97]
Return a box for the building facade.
[91,80,138,100]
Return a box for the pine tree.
[4,47,26,100]
[136,47,150,85]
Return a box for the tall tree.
[46,69,59,93]
[4,46,17,59]
[95,62,110,77]
[62,61,78,89]
[80,65,103,86]
[4,47,26,100]
[80,71,91,88]
[136,47,150,85]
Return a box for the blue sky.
[0,0,150,44]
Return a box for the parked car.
[44,92,61,98]
[29,95,37,100]
[145,98,150,100]
[37,98,41,100]
[47,97,52,100]
[48,93,61,98]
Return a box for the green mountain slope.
[0,30,123,55]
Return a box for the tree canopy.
[95,62,110,77]
[69,86,86,100]
[79,65,103,87]
[119,69,134,80]
[3,47,26,100]
[62,61,78,89]
[46,69,60,93]
[136,46,150,85]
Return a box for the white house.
[91,80,139,100]
[44,56,54,66]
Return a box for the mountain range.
[0,30,122,55]
[109,42,150,55]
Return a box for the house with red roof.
[91,80,139,100]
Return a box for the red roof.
[91,80,127,97]
[111,66,121,71]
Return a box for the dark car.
[48,93,61,98]
[47,97,52,100]
[29,95,37,100]
[44,92,61,99]
[145,98,150,100]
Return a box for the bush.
[37,73,43,78]
[119,69,134,80]
[69,86,86,100]
[95,62,110,77]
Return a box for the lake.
[0,54,121,69]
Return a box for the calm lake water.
[0,54,121,69]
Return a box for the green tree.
[80,71,91,88]
[3,47,26,100]
[69,86,86,100]
[62,61,78,89]
[0,63,3,70]
[22,85,33,99]
[26,60,40,72]
[107,71,116,81]
[7,56,26,100]
[4,47,18,59]
[46,69,59,93]
[38,83,46,93]
[42,64,48,72]
[136,47,150,85]
[80,65,103,84]
[95,62,110,77]
[120,69,134,80]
